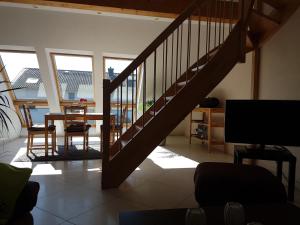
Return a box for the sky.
[105,58,132,73]
[0,52,133,82]
[0,52,39,82]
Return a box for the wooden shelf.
[189,107,225,152]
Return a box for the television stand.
[234,145,296,201]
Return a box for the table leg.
[234,151,243,165]
[234,151,238,164]
[288,160,296,201]
[276,161,283,181]
[45,117,48,157]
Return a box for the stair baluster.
[102,0,256,189]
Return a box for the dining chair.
[22,105,56,156]
[64,105,91,155]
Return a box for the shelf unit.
[189,107,225,152]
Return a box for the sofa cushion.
[194,162,287,206]
[13,181,39,217]
[0,163,32,224]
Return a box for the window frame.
[103,56,140,102]
[0,50,49,127]
[50,52,95,106]
[103,56,140,122]
[103,56,135,80]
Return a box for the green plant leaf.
[0,87,24,93]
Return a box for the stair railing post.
[239,0,255,63]
[239,0,247,63]
[102,79,111,177]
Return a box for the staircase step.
[246,34,255,52]
[121,139,130,148]
[177,81,188,87]
[135,125,143,131]
[249,10,280,35]
[165,96,174,101]
[262,0,284,10]
[191,64,205,72]
[149,106,164,116]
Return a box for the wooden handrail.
[109,0,209,93]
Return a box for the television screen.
[225,100,300,147]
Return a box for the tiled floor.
[0,136,299,225]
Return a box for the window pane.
[53,55,93,101]
[20,106,50,125]
[104,58,136,103]
[0,52,47,100]
[87,107,95,125]
[111,108,133,124]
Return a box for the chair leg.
[83,135,86,152]
[30,134,34,153]
[86,133,89,152]
[27,133,30,155]
[67,136,69,154]
[54,130,57,153]
[64,134,67,156]
[51,132,55,155]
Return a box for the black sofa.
[7,181,39,225]
[194,162,287,206]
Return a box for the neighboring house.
[12,67,133,123]
[12,68,93,100]
[11,67,136,101]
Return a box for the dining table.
[44,112,115,157]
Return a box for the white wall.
[0,5,253,137]
[0,6,172,135]
[259,8,300,184]
[182,52,253,139]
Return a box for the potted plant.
[0,66,23,140]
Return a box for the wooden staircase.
[101,0,299,189]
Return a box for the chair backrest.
[120,105,128,128]
[64,105,87,128]
[22,105,33,128]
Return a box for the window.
[103,57,137,103]
[0,50,49,127]
[0,51,47,100]
[20,106,50,125]
[51,54,93,103]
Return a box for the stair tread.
[191,64,205,72]
[135,125,142,130]
[150,106,164,116]
[250,10,280,35]
[121,139,130,147]
[252,9,281,24]
[246,34,255,51]
[177,81,188,86]
[262,0,284,10]
[165,96,174,101]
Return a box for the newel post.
[102,79,111,187]
[239,0,246,63]
[239,0,255,63]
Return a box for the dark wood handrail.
[109,0,209,93]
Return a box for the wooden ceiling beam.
[0,0,239,20]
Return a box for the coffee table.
[119,203,300,225]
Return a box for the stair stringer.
[102,22,243,189]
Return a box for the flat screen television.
[225,100,300,147]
